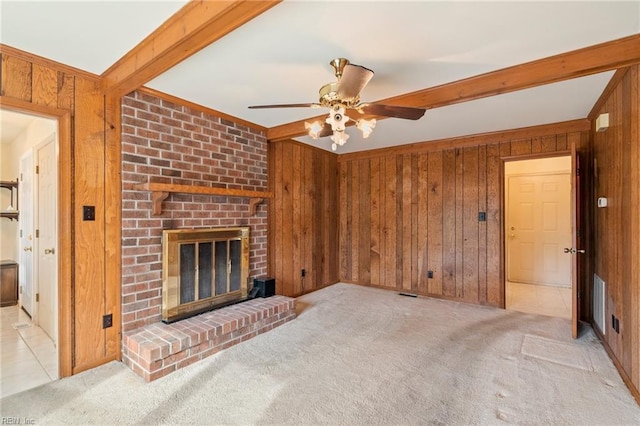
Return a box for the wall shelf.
[133,182,273,216]
[0,180,19,221]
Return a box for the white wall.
[0,116,57,261]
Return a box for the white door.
[507,173,572,287]
[19,151,35,317]
[36,136,57,343]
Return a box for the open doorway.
[504,156,572,319]
[0,108,59,398]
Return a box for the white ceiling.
[1,1,639,153]
[0,109,37,144]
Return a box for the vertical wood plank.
[486,143,502,306]
[417,153,429,293]
[620,72,633,374]
[32,63,58,107]
[274,142,284,293]
[57,73,75,111]
[411,153,419,291]
[73,77,106,372]
[351,161,360,282]
[427,151,443,295]
[442,149,457,297]
[292,144,302,295]
[385,155,397,288]
[302,147,313,292]
[359,159,371,284]
[402,154,412,290]
[370,158,381,286]
[379,156,387,287]
[324,153,338,285]
[282,143,294,296]
[57,112,73,377]
[463,147,479,303]
[396,155,404,289]
[312,150,323,287]
[531,136,542,154]
[1,55,32,100]
[628,66,640,391]
[338,161,349,281]
[477,145,488,304]
[104,94,122,359]
[455,148,464,298]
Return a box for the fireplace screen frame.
[162,227,250,323]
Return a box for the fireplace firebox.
[162,227,249,323]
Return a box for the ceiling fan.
[249,58,426,151]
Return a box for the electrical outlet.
[83,205,96,221]
[301,269,306,277]
[478,212,486,222]
[427,270,434,279]
[611,314,620,334]
[103,314,113,329]
[611,314,615,330]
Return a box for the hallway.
[0,305,58,398]
[506,281,572,319]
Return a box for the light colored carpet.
[1,283,638,425]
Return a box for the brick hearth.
[123,296,295,381]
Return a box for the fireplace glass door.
[163,227,249,323]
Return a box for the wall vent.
[593,274,606,335]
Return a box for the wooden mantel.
[133,182,273,216]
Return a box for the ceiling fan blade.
[337,64,374,101]
[359,103,426,120]
[248,103,321,109]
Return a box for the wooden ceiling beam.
[267,33,640,142]
[101,0,281,97]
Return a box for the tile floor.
[506,281,572,319]
[0,305,58,399]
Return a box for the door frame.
[500,151,577,326]
[1,97,73,377]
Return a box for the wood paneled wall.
[0,46,120,374]
[591,65,640,401]
[338,124,590,309]
[268,140,339,296]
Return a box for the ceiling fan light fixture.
[330,130,349,151]
[326,105,350,132]
[250,58,425,151]
[357,118,376,138]
[305,121,324,139]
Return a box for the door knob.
[23,246,32,252]
[44,248,55,255]
[564,248,586,254]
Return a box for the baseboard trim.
[591,320,640,406]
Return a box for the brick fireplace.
[120,90,294,380]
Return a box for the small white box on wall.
[597,197,608,208]
[596,113,609,132]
